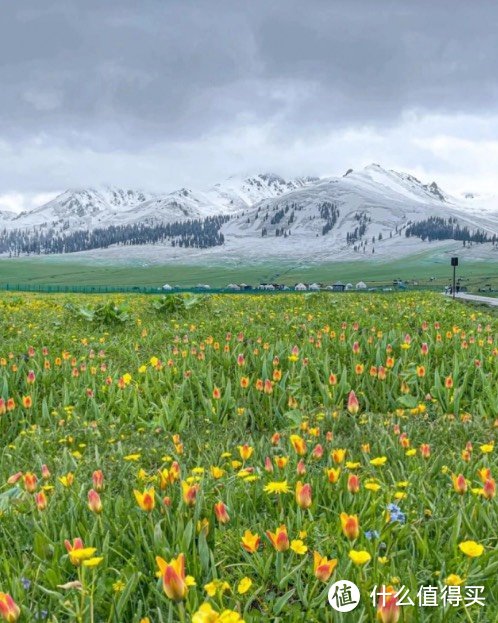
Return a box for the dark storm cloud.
[2,0,497,145]
[0,0,498,200]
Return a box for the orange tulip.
[88,489,103,513]
[170,461,181,481]
[64,538,96,566]
[295,481,312,509]
[477,467,491,483]
[134,487,155,512]
[23,472,38,493]
[263,379,273,394]
[452,474,467,494]
[156,553,188,601]
[181,482,199,506]
[0,593,20,622]
[313,551,338,582]
[326,467,341,483]
[347,474,360,493]
[340,512,359,540]
[92,469,104,491]
[266,524,290,552]
[241,529,260,553]
[274,456,288,469]
[289,434,307,456]
[214,501,230,524]
[332,448,346,464]
[420,444,431,459]
[238,444,253,461]
[461,449,471,462]
[376,585,400,623]
[35,491,47,511]
[483,478,496,500]
[7,472,22,485]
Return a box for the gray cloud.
[0,0,498,203]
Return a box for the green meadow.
[0,254,497,291]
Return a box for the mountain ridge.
[1,165,498,262]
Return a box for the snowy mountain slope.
[2,173,318,230]
[0,210,15,221]
[8,187,157,230]
[217,164,498,261]
[461,192,498,214]
[1,164,498,263]
[125,174,320,225]
[206,173,319,212]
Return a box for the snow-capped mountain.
[2,173,317,230]
[218,164,498,261]
[127,174,320,226]
[206,172,319,212]
[1,165,498,263]
[9,187,157,230]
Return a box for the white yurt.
[226,283,240,290]
[345,282,353,290]
[162,284,173,290]
[355,281,367,290]
[295,283,307,291]
[309,283,320,291]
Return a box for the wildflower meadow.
[0,291,497,622]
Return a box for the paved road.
[451,292,498,307]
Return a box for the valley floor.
[1,250,498,292]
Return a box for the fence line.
[0,282,446,295]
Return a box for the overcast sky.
[1,0,498,212]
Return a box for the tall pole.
[451,257,458,299]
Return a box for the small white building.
[226,283,240,290]
[309,283,321,291]
[355,281,367,290]
[196,284,211,289]
[162,284,173,290]
[295,283,307,291]
[345,282,354,291]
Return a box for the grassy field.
[0,291,497,622]
[1,254,498,291]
